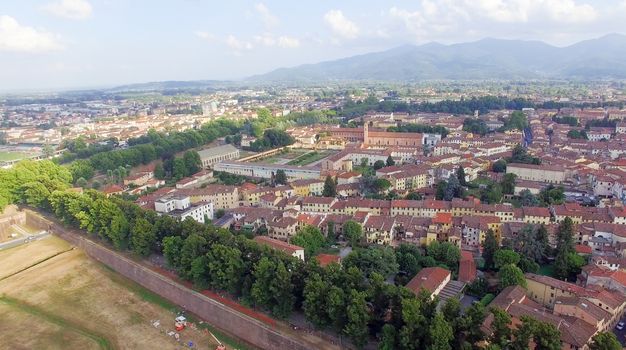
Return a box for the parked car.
[616,321,625,330]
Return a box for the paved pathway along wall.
[30,210,338,350]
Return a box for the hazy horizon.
[2,0,626,91]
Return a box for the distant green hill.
[249,34,626,82]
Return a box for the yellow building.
[525,273,588,308]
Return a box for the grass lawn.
[466,188,482,198]
[469,177,495,187]
[318,247,340,255]
[538,264,556,277]
[0,151,31,162]
[287,151,330,166]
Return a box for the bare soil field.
[0,236,226,350]
[0,236,71,279]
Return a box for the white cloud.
[464,0,597,24]
[226,35,253,51]
[388,0,599,43]
[255,3,278,29]
[254,34,300,48]
[0,15,63,53]
[277,36,300,48]
[540,0,597,23]
[43,0,93,20]
[254,33,275,46]
[324,10,359,39]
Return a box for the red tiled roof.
[315,254,341,267]
[574,244,592,255]
[253,236,303,254]
[458,250,476,283]
[405,267,451,295]
[102,184,124,194]
[433,212,452,225]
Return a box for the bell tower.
[363,121,369,145]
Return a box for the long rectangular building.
[506,163,567,184]
[214,161,321,180]
[198,144,240,168]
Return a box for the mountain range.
[249,34,626,82]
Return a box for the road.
[613,319,626,346]
[0,231,50,251]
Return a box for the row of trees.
[435,170,515,205]
[517,185,565,208]
[57,137,117,163]
[462,118,490,136]
[247,129,295,152]
[154,151,202,181]
[585,118,617,129]
[507,144,541,165]
[2,160,615,349]
[567,129,588,139]
[338,96,535,120]
[501,111,528,131]
[484,218,585,283]
[552,115,579,127]
[387,124,449,138]
[63,119,241,182]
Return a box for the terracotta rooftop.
[458,250,476,283]
[253,236,303,255]
[405,267,451,295]
[315,254,341,267]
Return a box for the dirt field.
[0,237,228,350]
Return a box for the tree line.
[387,124,449,138]
[337,96,535,120]
[63,119,240,183]
[1,160,619,349]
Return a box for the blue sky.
[1,0,625,91]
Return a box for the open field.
[0,150,34,162]
[0,236,71,279]
[286,150,334,166]
[0,236,231,350]
[251,148,309,164]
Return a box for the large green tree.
[482,229,499,270]
[510,224,548,263]
[498,264,527,290]
[490,307,512,348]
[590,332,622,350]
[290,225,326,257]
[554,217,577,280]
[323,175,336,197]
[343,246,399,277]
[386,155,395,167]
[494,249,520,269]
[428,312,453,350]
[343,220,363,248]
[399,297,427,349]
[456,166,467,186]
[274,169,287,185]
[500,173,516,195]
[251,257,294,318]
[532,319,562,350]
[303,274,331,328]
[131,217,156,256]
[343,289,370,349]
[206,244,244,294]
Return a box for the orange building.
[326,123,424,147]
